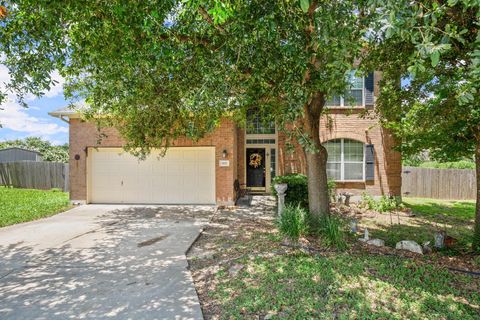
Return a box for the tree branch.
[198,7,226,33]
[303,1,318,84]
[158,33,211,47]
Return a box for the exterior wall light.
[222,149,228,158]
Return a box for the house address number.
[219,160,230,167]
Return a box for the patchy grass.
[188,197,480,319]
[360,198,475,253]
[213,253,480,319]
[0,187,71,227]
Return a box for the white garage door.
[88,147,215,204]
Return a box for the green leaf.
[430,51,440,67]
[300,0,310,13]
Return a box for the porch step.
[236,195,253,207]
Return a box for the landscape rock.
[434,231,445,248]
[364,228,369,240]
[367,239,385,247]
[395,240,423,254]
[228,263,244,277]
[422,241,432,254]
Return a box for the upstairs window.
[326,71,365,107]
[324,139,365,181]
[246,110,275,135]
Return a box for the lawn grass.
[189,197,480,319]
[361,197,476,253]
[404,197,475,220]
[212,252,480,319]
[0,187,71,227]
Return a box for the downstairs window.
[324,139,365,181]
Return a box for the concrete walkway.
[0,204,215,320]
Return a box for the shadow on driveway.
[0,205,214,319]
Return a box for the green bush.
[416,160,475,170]
[308,213,347,250]
[361,193,400,212]
[272,174,337,208]
[272,174,309,208]
[277,204,308,241]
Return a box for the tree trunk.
[303,92,330,217]
[473,140,480,252]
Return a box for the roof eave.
[48,110,81,123]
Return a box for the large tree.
[0,0,374,217]
[366,0,480,250]
[0,137,69,162]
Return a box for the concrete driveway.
[0,204,215,320]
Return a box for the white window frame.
[326,73,365,108]
[326,139,366,182]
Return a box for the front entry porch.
[245,145,276,193]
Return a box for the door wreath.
[249,153,263,168]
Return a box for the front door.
[246,148,266,190]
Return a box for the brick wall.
[320,110,401,196]
[275,113,401,197]
[69,118,237,205]
[236,112,401,197]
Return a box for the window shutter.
[364,72,374,107]
[365,144,375,181]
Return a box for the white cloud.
[0,99,68,136]
[44,70,65,98]
[0,64,68,139]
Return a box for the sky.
[0,65,69,146]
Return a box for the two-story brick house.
[50,71,401,205]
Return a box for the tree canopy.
[0,0,376,216]
[366,0,480,250]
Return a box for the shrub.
[361,193,400,212]
[417,160,475,170]
[308,213,347,250]
[272,174,308,208]
[272,174,337,208]
[277,204,308,241]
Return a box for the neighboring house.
[0,147,42,162]
[50,72,401,205]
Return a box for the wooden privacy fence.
[0,161,69,192]
[402,166,476,200]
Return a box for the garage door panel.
[197,161,214,176]
[94,175,120,189]
[90,147,215,204]
[196,149,214,161]
[151,161,166,174]
[165,161,185,173]
[182,162,197,175]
